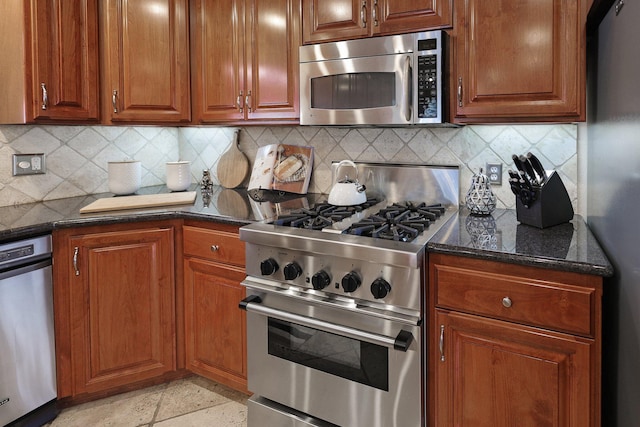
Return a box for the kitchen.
[0,0,634,426]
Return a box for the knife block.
[516,171,574,228]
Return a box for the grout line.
[147,383,169,427]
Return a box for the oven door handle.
[239,295,414,352]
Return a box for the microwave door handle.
[403,55,412,123]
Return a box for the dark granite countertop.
[427,209,613,277]
[0,190,613,278]
[0,185,319,243]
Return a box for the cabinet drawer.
[433,264,595,336]
[183,226,245,266]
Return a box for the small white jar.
[166,161,192,192]
[108,160,141,195]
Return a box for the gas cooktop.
[267,198,449,243]
[241,163,460,267]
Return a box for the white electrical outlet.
[12,154,46,176]
[486,163,502,185]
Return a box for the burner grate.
[271,198,382,230]
[344,202,446,241]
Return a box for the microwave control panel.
[417,55,439,119]
[415,33,442,123]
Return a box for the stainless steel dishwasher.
[0,235,58,427]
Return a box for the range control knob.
[260,258,279,276]
[341,271,362,293]
[283,262,303,280]
[312,270,331,290]
[371,278,391,299]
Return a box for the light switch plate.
[12,154,46,176]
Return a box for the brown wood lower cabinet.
[434,310,593,427]
[429,253,602,427]
[183,223,248,393]
[53,219,249,402]
[53,222,177,399]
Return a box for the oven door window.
[310,72,396,110]
[267,317,389,391]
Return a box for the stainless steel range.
[239,162,459,427]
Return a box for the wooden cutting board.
[217,129,249,189]
[80,192,197,214]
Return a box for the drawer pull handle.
[502,296,512,308]
[112,90,118,113]
[210,245,220,252]
[73,246,80,276]
[439,324,445,362]
[41,83,48,110]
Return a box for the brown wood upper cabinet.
[302,0,452,44]
[100,0,191,123]
[190,0,300,124]
[451,0,588,123]
[0,0,99,123]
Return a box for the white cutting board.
[80,192,197,214]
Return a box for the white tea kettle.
[328,160,367,206]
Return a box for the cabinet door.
[192,0,300,123]
[102,0,190,123]
[184,257,247,392]
[376,0,452,35]
[302,0,368,43]
[245,0,300,121]
[29,0,99,121]
[190,0,245,123]
[452,0,584,123]
[434,310,594,427]
[64,228,175,395]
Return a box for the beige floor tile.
[154,401,247,427]
[154,376,247,422]
[45,377,249,427]
[48,383,166,427]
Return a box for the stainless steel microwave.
[299,31,445,126]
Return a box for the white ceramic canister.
[166,161,192,191]
[108,160,141,195]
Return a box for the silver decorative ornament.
[465,168,497,215]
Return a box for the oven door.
[241,279,422,427]
[300,53,413,126]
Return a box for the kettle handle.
[335,160,359,181]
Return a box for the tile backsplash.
[0,123,578,212]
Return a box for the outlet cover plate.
[486,163,502,185]
[13,154,46,176]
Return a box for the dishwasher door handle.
[0,259,51,281]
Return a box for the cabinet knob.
[502,296,512,308]
[210,245,219,252]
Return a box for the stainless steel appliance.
[0,235,57,427]
[240,163,459,427]
[299,31,445,126]
[587,1,640,424]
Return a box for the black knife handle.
[512,154,526,174]
[519,155,538,186]
[526,152,547,184]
